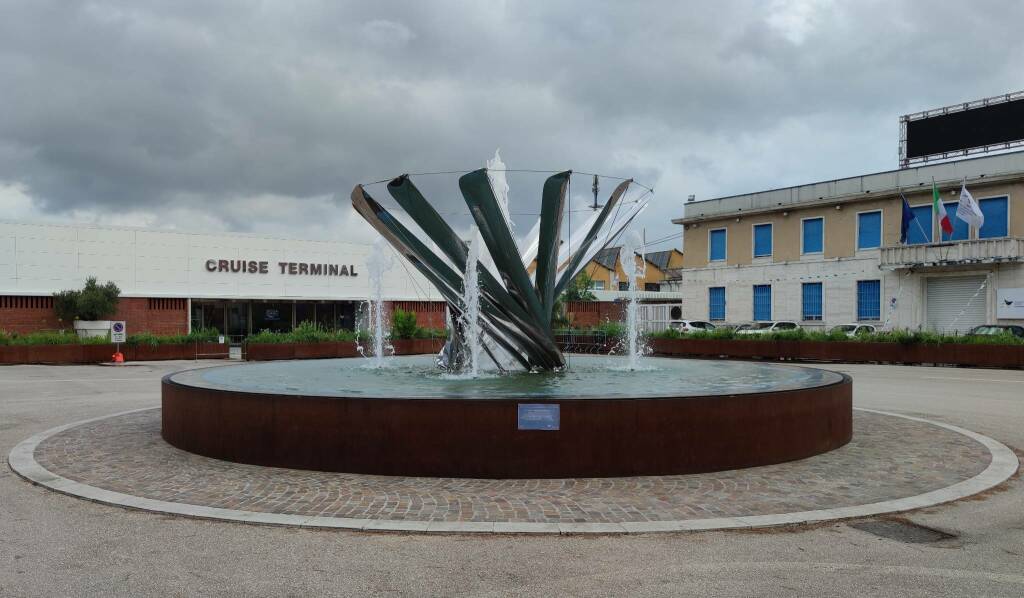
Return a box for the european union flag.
[899,193,916,244]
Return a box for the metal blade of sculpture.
[351,170,647,371]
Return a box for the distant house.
[583,247,684,292]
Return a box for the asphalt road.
[2,360,1023,597]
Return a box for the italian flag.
[933,181,953,236]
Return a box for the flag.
[933,181,953,236]
[899,193,915,244]
[956,182,984,229]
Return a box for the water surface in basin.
[169,355,844,399]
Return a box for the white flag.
[956,183,984,229]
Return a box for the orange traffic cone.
[113,352,125,363]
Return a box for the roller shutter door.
[926,275,987,333]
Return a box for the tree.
[52,277,121,324]
[551,273,597,328]
[563,272,597,302]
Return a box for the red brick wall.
[0,296,188,335]
[388,301,447,329]
[566,301,625,328]
[114,298,189,335]
[379,300,623,330]
[0,296,61,333]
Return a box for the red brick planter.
[648,338,1024,368]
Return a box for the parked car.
[668,320,717,333]
[829,324,877,338]
[734,321,800,335]
[967,325,1024,338]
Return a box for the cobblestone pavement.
[33,409,990,524]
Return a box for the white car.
[669,320,717,333]
[734,321,800,335]
[829,324,876,338]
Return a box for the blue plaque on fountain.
[517,404,560,431]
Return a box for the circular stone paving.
[9,408,1018,534]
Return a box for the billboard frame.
[899,90,1024,169]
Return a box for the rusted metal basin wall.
[161,374,852,479]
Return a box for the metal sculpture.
[351,170,648,371]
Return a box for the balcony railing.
[880,237,1024,269]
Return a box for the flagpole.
[913,212,931,243]
[899,189,932,244]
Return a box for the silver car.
[734,321,800,335]
[668,320,717,333]
[829,324,876,338]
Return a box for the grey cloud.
[0,0,1022,246]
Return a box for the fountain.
[619,231,648,370]
[161,161,852,479]
[458,229,483,377]
[357,238,395,367]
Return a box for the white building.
[0,220,442,339]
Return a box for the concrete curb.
[8,407,1019,535]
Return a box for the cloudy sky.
[1,0,1022,250]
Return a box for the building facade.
[0,221,443,340]
[584,247,684,292]
[670,152,1024,332]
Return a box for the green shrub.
[246,324,357,344]
[0,330,109,345]
[125,327,221,346]
[52,290,79,324]
[413,327,448,339]
[390,308,419,340]
[52,277,121,324]
[554,321,626,338]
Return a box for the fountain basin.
[162,356,852,478]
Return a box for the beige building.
[670,151,1024,332]
[583,248,684,292]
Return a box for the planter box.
[27,344,84,364]
[245,343,296,361]
[0,342,229,365]
[194,342,229,359]
[84,344,117,363]
[392,338,445,355]
[648,338,1024,369]
[293,343,339,360]
[73,320,111,339]
[245,338,444,361]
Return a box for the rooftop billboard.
[900,91,1024,168]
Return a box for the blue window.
[942,202,969,241]
[709,287,726,321]
[857,211,882,250]
[906,205,933,245]
[753,285,771,321]
[802,218,823,254]
[709,229,727,262]
[753,223,772,257]
[857,280,881,321]
[979,196,1009,239]
[802,283,823,321]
